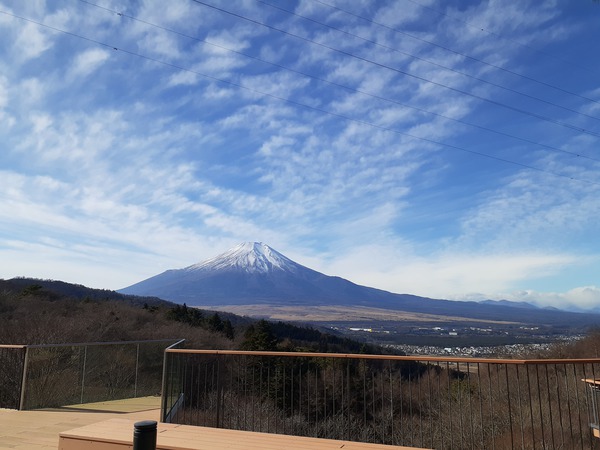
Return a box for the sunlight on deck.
[0,396,161,450]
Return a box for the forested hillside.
[0,278,380,354]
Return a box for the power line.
[188,0,600,139]
[401,0,598,75]
[78,0,600,164]
[0,8,598,187]
[309,0,600,107]
[256,0,600,124]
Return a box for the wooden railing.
[162,350,600,449]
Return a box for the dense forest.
[0,278,380,354]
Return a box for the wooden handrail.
[165,348,600,365]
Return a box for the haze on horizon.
[0,0,599,311]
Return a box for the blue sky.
[1,0,599,310]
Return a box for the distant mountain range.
[119,242,600,327]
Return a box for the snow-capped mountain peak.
[187,242,299,274]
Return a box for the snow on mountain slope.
[186,242,300,274]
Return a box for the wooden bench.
[58,418,429,449]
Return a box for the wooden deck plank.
[0,397,161,450]
[59,419,429,450]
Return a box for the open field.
[201,304,520,325]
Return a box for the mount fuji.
[119,242,400,306]
[119,242,599,326]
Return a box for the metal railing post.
[160,348,170,422]
[80,345,88,404]
[135,343,140,398]
[133,420,157,450]
[18,346,29,410]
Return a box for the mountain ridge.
[119,242,600,327]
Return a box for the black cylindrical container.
[133,420,157,450]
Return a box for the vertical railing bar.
[217,354,222,428]
[590,363,598,450]
[267,360,272,434]
[181,353,187,424]
[389,362,394,446]
[80,345,88,405]
[252,356,265,432]
[307,361,312,437]
[160,348,169,422]
[571,363,584,450]
[381,367,386,444]
[363,361,367,433]
[371,367,376,443]
[487,362,495,450]
[581,363,591,450]
[331,360,338,430]
[503,364,515,450]
[562,362,574,447]
[229,357,234,428]
[195,356,202,427]
[544,364,555,450]
[448,361,454,450]
[397,364,403,446]
[525,364,535,449]
[347,359,351,442]
[290,361,296,430]
[535,364,546,449]
[134,343,140,398]
[203,359,209,426]
[427,362,433,449]
[275,361,285,434]
[323,359,327,435]
[439,362,445,450]
[186,357,193,426]
[477,363,484,450]
[408,370,414,447]
[315,362,319,439]
[418,364,424,448]
[202,355,208,426]
[515,365,525,450]
[554,364,565,449]
[457,362,464,450]
[166,352,174,422]
[283,360,287,436]
[243,356,248,431]
[299,363,303,436]
[209,357,215,427]
[467,362,474,450]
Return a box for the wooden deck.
[0,397,161,450]
[1,396,427,450]
[59,418,428,450]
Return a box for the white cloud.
[320,243,575,299]
[167,70,198,87]
[0,76,8,109]
[70,48,111,79]
[494,286,600,312]
[14,22,53,62]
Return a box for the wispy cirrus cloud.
[0,0,598,310]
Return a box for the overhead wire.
[309,0,600,107]
[77,0,600,164]
[0,7,598,187]
[255,0,600,124]
[187,0,600,139]
[401,0,598,75]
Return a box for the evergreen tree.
[240,319,278,351]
